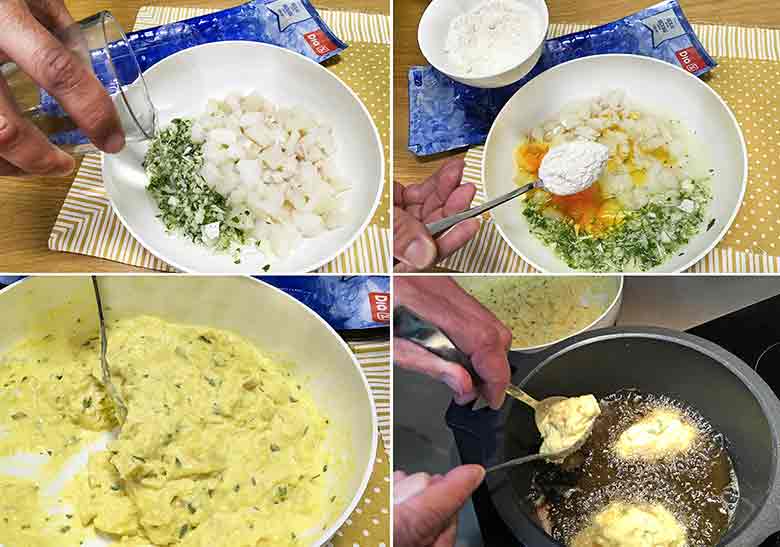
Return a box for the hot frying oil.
[529,390,739,546]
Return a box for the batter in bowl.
[0,316,340,546]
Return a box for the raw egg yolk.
[515,142,550,175]
[546,183,624,235]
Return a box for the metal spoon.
[394,305,597,463]
[425,180,541,238]
[485,449,571,473]
[426,141,610,238]
[91,276,128,424]
[485,420,597,473]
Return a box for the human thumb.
[394,465,485,547]
[393,206,438,271]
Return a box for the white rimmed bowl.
[0,276,377,546]
[484,54,748,273]
[103,41,384,273]
[418,0,549,88]
[454,275,623,352]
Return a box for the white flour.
[539,141,610,196]
[444,0,542,77]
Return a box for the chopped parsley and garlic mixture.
[515,90,713,272]
[144,91,349,265]
[0,317,337,546]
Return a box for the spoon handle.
[394,306,540,411]
[92,276,128,424]
[486,453,546,473]
[425,181,539,238]
[393,305,475,373]
[506,384,540,409]
[486,449,568,473]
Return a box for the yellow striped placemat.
[350,338,391,455]
[48,5,391,273]
[441,22,780,274]
[338,338,390,546]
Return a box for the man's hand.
[394,157,480,272]
[394,465,485,547]
[0,0,125,176]
[394,276,512,409]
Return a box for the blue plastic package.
[408,0,715,156]
[0,276,24,289]
[46,0,347,142]
[0,276,390,332]
[258,276,390,331]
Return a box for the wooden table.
[394,0,780,191]
[0,0,388,273]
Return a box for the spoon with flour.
[425,140,609,237]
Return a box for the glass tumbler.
[1,11,157,155]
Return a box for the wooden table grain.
[394,0,780,191]
[0,0,388,273]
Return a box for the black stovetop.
[454,293,780,547]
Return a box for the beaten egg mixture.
[0,316,336,546]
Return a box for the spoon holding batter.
[91,276,128,424]
[394,305,601,463]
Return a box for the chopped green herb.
[523,179,712,272]
[274,485,288,503]
[144,119,247,255]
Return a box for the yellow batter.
[455,277,616,349]
[614,408,698,461]
[571,501,687,547]
[0,316,335,546]
[538,395,601,457]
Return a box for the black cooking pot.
[445,327,780,547]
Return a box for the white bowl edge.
[483,54,748,273]
[103,41,385,274]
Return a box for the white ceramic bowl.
[455,275,623,352]
[417,0,549,88]
[484,54,748,273]
[104,41,384,273]
[0,276,377,547]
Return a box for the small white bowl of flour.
[418,0,549,88]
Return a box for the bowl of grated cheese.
[418,0,549,88]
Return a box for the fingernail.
[394,473,430,504]
[441,373,462,397]
[488,391,507,411]
[55,154,76,176]
[104,131,125,154]
[403,237,436,270]
[468,465,486,483]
